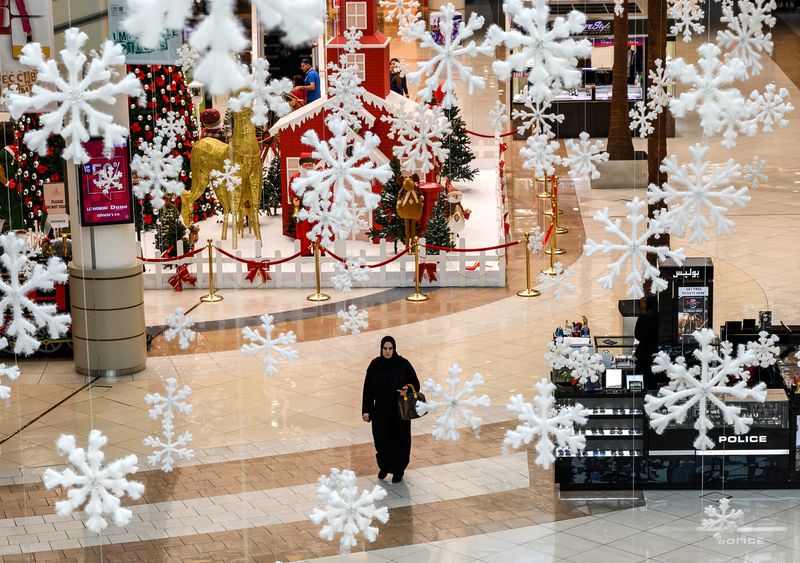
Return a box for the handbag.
[398,383,426,420]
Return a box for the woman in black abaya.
[362,336,420,483]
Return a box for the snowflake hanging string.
[143,378,194,472]
[745,330,780,368]
[164,307,197,350]
[310,469,390,555]
[487,0,591,104]
[747,83,794,133]
[293,119,392,247]
[405,5,492,109]
[0,361,20,400]
[717,0,776,78]
[701,498,744,538]
[743,155,768,189]
[131,133,185,211]
[0,233,70,356]
[209,159,242,193]
[338,305,369,336]
[416,364,491,441]
[564,132,609,180]
[228,58,293,127]
[537,262,576,303]
[519,134,562,178]
[94,164,123,197]
[332,255,370,293]
[511,87,565,137]
[7,28,142,164]
[383,102,452,174]
[648,143,747,244]
[42,430,145,534]
[504,378,589,469]
[669,0,705,43]
[646,328,767,450]
[241,314,299,376]
[583,197,686,299]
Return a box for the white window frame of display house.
[345,53,366,81]
[346,2,368,29]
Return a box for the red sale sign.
[77,139,134,226]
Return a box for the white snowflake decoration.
[384,103,452,175]
[164,307,197,350]
[646,328,767,450]
[310,471,389,555]
[702,498,744,538]
[669,0,705,43]
[343,27,363,54]
[332,256,370,293]
[94,164,122,196]
[0,233,70,356]
[747,83,794,133]
[504,378,589,469]
[0,362,20,400]
[326,52,368,128]
[613,0,625,15]
[209,159,242,193]
[7,28,142,164]
[380,0,420,23]
[143,378,193,472]
[487,0,591,103]
[176,43,201,71]
[631,58,673,137]
[743,155,767,190]
[717,0,776,78]
[489,101,508,134]
[131,134,185,211]
[527,225,546,254]
[564,132,608,181]
[228,58,292,127]
[512,87,564,137]
[648,143,746,244]
[537,262,576,303]
[629,102,655,138]
[583,197,686,299]
[293,119,391,247]
[122,0,192,49]
[416,364,491,441]
[42,430,145,534]
[520,134,562,178]
[568,346,606,385]
[241,314,299,376]
[156,110,188,140]
[544,336,573,370]
[338,305,369,336]
[745,330,780,368]
[405,5,491,109]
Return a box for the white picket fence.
[142,237,508,290]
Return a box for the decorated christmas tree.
[424,191,453,255]
[440,104,477,183]
[262,153,281,216]
[367,159,406,252]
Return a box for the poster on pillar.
[77,139,135,227]
[0,0,55,104]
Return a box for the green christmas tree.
[154,203,190,258]
[367,158,406,252]
[262,153,281,216]
[423,191,452,255]
[440,104,477,183]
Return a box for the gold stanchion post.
[536,174,552,199]
[406,236,429,302]
[517,231,541,297]
[200,238,223,302]
[306,240,331,302]
[544,178,566,257]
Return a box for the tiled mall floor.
[3,5,800,562]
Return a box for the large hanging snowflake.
[143,378,194,472]
[416,364,491,441]
[504,378,589,469]
[630,59,674,138]
[42,430,145,534]
[383,103,452,175]
[668,43,749,147]
[0,362,20,400]
[702,498,744,538]
[380,0,420,22]
[155,111,188,140]
[669,0,705,43]
[512,88,564,137]
[544,336,573,370]
[7,28,142,164]
[646,328,766,450]
[629,102,655,138]
[583,197,686,299]
[228,58,292,127]
[131,133,185,211]
[310,469,389,555]
[520,134,562,178]
[164,307,197,350]
[209,159,242,193]
[743,155,768,189]
[564,132,608,180]
[338,305,369,336]
[405,5,491,109]
[188,0,249,95]
[326,51,368,128]
[94,164,122,197]
[241,314,299,376]
[332,255,370,293]
[568,346,606,385]
[0,233,70,356]
[122,0,192,49]
[745,331,780,368]
[717,0,776,78]
[747,83,794,133]
[293,119,392,247]
[487,0,591,103]
[648,143,746,244]
[537,262,576,303]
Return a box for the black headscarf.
[379,336,398,365]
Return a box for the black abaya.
[362,354,420,476]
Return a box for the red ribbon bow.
[499,142,508,154]
[245,261,272,283]
[418,262,437,282]
[168,264,197,292]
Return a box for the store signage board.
[107,0,181,64]
[0,0,54,106]
[43,182,69,229]
[77,139,134,227]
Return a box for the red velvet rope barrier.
[321,248,347,264]
[215,246,304,267]
[325,247,410,269]
[138,246,205,263]
[543,224,554,246]
[422,240,520,252]
[465,129,516,139]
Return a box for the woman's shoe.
[391,473,403,483]
[378,471,388,480]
